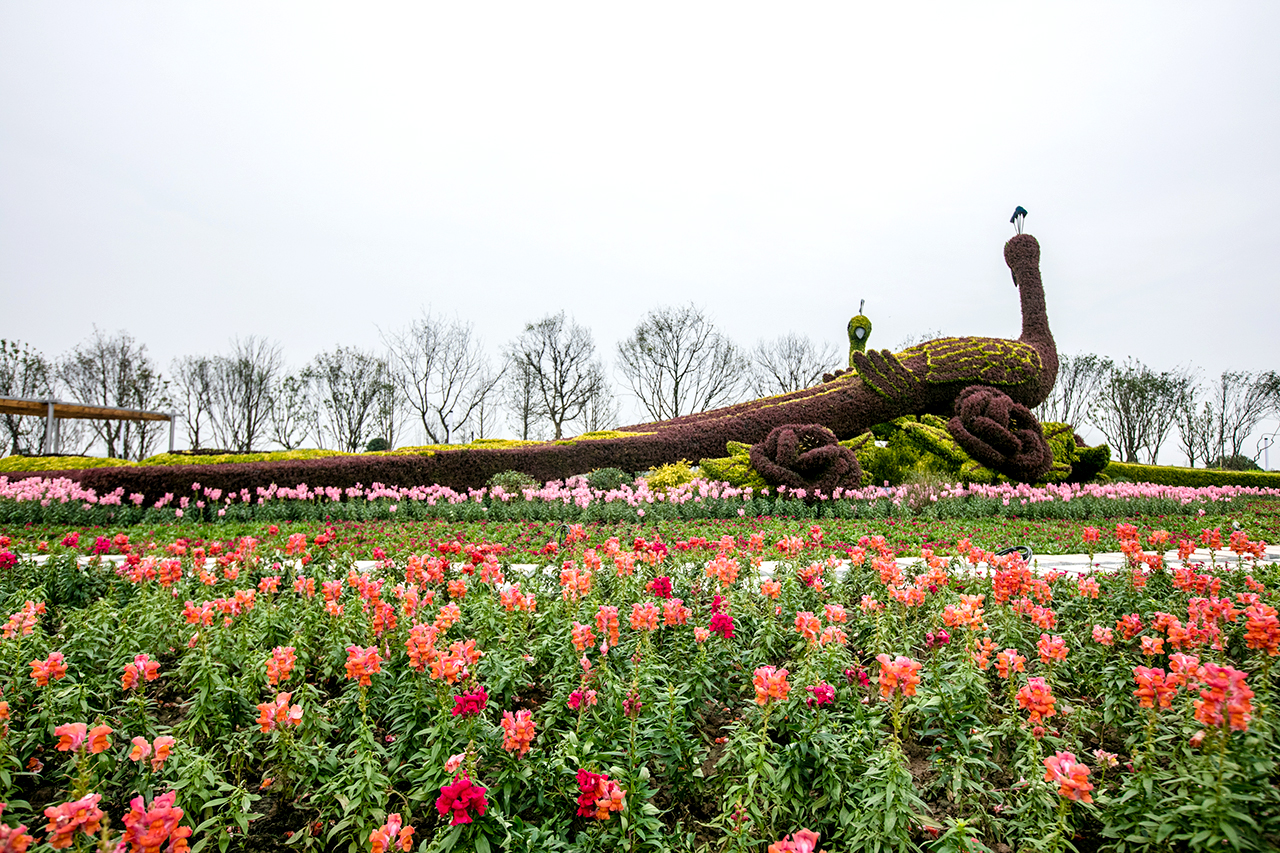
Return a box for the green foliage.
[487,469,541,493]
[585,468,631,491]
[1213,454,1263,472]
[643,460,697,492]
[365,437,391,453]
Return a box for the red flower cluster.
[436,776,487,826]
[451,686,488,717]
[576,769,626,820]
[805,683,835,707]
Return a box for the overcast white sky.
[2,3,1278,461]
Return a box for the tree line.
[0,305,837,459]
[3,321,1277,468]
[1035,354,1280,469]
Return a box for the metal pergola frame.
[0,396,176,455]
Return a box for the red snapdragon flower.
[436,776,487,825]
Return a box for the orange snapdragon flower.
[995,649,1026,679]
[344,645,383,686]
[1037,634,1068,664]
[30,651,67,686]
[753,665,791,706]
[1132,666,1180,709]
[1043,751,1093,802]
[1016,677,1056,724]
[500,709,536,757]
[875,654,922,699]
[630,602,659,632]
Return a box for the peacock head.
[1004,233,1040,288]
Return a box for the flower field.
[0,492,1278,851]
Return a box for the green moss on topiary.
[698,443,769,490]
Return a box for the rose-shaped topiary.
[946,385,1053,483]
[749,424,863,494]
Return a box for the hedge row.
[1103,460,1280,488]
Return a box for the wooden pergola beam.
[0,397,176,454]
[0,398,171,422]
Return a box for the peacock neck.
[1016,264,1054,353]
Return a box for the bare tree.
[582,380,620,432]
[369,377,402,450]
[171,355,216,450]
[58,329,170,460]
[1199,370,1279,464]
[0,339,55,455]
[892,329,945,351]
[749,333,840,397]
[616,304,747,421]
[1035,352,1114,428]
[304,347,393,453]
[268,374,317,450]
[1093,359,1192,464]
[507,312,608,439]
[208,337,282,453]
[1177,386,1217,468]
[383,312,503,445]
[502,357,544,441]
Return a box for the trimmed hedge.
[0,455,132,472]
[1104,461,1280,488]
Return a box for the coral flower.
[87,724,112,754]
[265,646,297,686]
[693,626,711,643]
[54,723,87,752]
[369,813,414,853]
[570,622,596,652]
[875,654,922,699]
[1016,677,1056,724]
[1133,666,1180,709]
[793,611,821,644]
[344,645,383,686]
[595,606,620,648]
[43,794,105,850]
[500,709,536,757]
[1193,662,1254,732]
[1043,751,1093,802]
[30,651,67,686]
[769,829,826,853]
[753,665,791,706]
[119,790,192,853]
[629,602,659,632]
[1037,634,1068,664]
